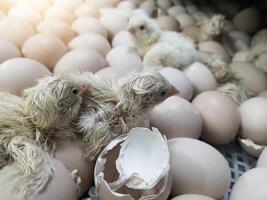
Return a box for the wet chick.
[0,74,87,196]
[77,71,178,160]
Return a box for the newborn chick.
[128,13,198,70]
[77,71,178,160]
[0,74,86,196]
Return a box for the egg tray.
[80,143,257,200]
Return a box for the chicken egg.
[100,13,128,39]
[229,168,267,200]
[257,147,267,167]
[112,31,136,48]
[53,0,83,11]
[0,40,21,64]
[171,194,215,200]
[239,97,267,145]
[192,91,240,145]
[149,96,202,139]
[251,29,267,47]
[71,17,108,38]
[22,34,68,71]
[159,67,193,100]
[258,90,267,98]
[0,10,5,19]
[54,49,106,74]
[74,3,100,18]
[167,6,186,17]
[156,15,180,31]
[117,0,136,9]
[96,67,125,81]
[37,19,76,44]
[182,25,200,42]
[184,62,217,95]
[140,0,157,16]
[52,139,94,196]
[69,33,111,57]
[106,45,142,75]
[168,138,231,198]
[0,17,34,48]
[232,50,248,62]
[17,0,51,14]
[157,0,172,10]
[230,62,267,95]
[0,58,50,96]
[44,6,75,24]
[233,7,261,34]
[86,0,114,8]
[175,14,196,29]
[7,5,42,27]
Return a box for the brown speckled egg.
[184,62,217,95]
[71,17,107,38]
[156,15,180,31]
[0,17,34,48]
[168,138,231,199]
[37,19,76,44]
[44,6,75,24]
[74,3,100,18]
[192,91,240,145]
[53,139,94,196]
[0,40,21,64]
[69,33,111,56]
[149,96,202,139]
[22,34,68,71]
[171,194,215,200]
[230,62,267,95]
[233,7,261,34]
[229,168,267,200]
[54,49,106,74]
[239,97,267,145]
[0,58,50,96]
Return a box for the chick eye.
[139,25,145,30]
[71,87,79,95]
[160,91,166,96]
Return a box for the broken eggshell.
[238,137,265,158]
[94,127,172,200]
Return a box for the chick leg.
[7,135,54,196]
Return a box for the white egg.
[53,0,83,11]
[0,0,15,13]
[171,194,215,200]
[0,40,21,64]
[69,33,111,57]
[159,67,193,100]
[232,50,249,62]
[175,14,196,29]
[0,17,34,48]
[257,148,267,167]
[22,34,68,71]
[192,91,240,145]
[149,96,202,139]
[117,1,136,9]
[37,19,76,44]
[16,0,51,14]
[44,6,75,24]
[156,15,180,31]
[239,97,267,145]
[54,49,106,74]
[74,3,100,18]
[0,10,5,19]
[184,62,217,95]
[167,6,186,17]
[258,90,267,98]
[112,31,136,48]
[0,58,50,96]
[168,138,231,199]
[71,17,108,38]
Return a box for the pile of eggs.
[0,0,267,200]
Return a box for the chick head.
[23,74,88,129]
[127,14,161,43]
[122,71,179,110]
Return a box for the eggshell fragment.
[53,139,94,196]
[159,67,193,100]
[0,58,50,95]
[229,168,267,200]
[69,33,111,56]
[74,3,100,18]
[230,62,267,95]
[0,40,21,64]
[54,49,106,74]
[171,194,215,200]
[257,148,267,167]
[22,34,68,71]
[168,138,231,198]
[149,96,202,139]
[71,17,107,38]
[112,31,136,48]
[37,19,76,44]
[44,6,74,24]
[156,15,180,31]
[238,138,265,157]
[233,7,261,33]
[192,91,240,145]
[239,97,267,145]
[0,17,34,48]
[184,62,217,95]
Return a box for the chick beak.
[79,84,90,95]
[170,86,179,96]
[127,26,136,34]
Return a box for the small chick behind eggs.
[77,71,178,160]
[128,13,197,70]
[0,74,87,196]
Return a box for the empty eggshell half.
[54,49,106,74]
[171,194,215,200]
[257,147,267,167]
[69,33,111,56]
[168,138,231,199]
[22,34,68,71]
[238,138,265,158]
[0,40,21,64]
[94,127,172,200]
